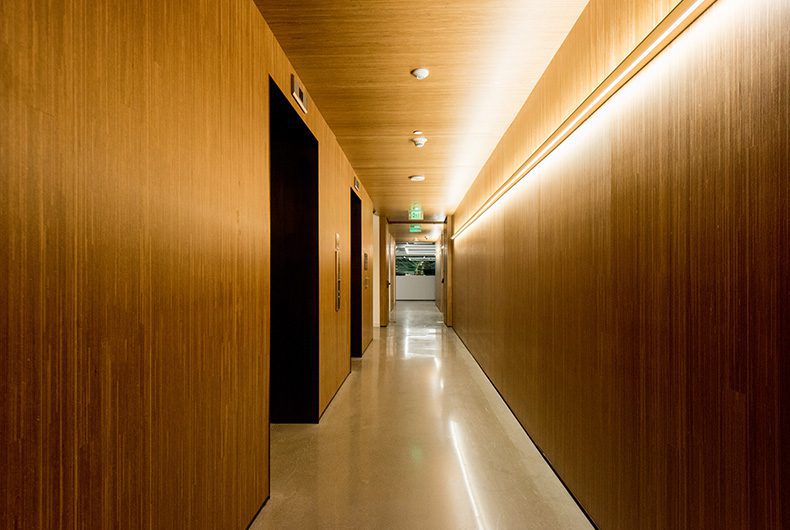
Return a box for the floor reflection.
[251,301,590,530]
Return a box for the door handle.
[335,233,341,312]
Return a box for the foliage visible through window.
[396,243,436,276]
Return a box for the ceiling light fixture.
[412,130,423,135]
[411,137,427,148]
[410,68,430,80]
[409,175,425,182]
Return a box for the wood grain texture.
[452,0,789,527]
[1,0,269,526]
[262,7,376,419]
[360,186,374,353]
[452,0,716,240]
[453,0,683,229]
[389,231,397,312]
[254,0,588,222]
[378,220,391,326]
[349,186,374,357]
[443,216,454,327]
[435,232,444,314]
[1,0,372,526]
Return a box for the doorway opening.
[395,242,437,301]
[269,78,319,423]
[349,189,362,358]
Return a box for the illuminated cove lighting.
[451,0,716,240]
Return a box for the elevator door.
[350,190,362,358]
[269,78,319,423]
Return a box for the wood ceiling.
[256,0,589,223]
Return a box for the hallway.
[5,1,787,526]
[251,302,591,529]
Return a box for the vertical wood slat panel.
[265,42,376,414]
[378,221,391,326]
[453,0,681,229]
[360,186,375,354]
[1,0,269,526]
[452,0,789,528]
[1,0,371,526]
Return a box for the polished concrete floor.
[251,301,591,530]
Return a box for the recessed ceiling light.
[411,137,427,148]
[412,130,423,135]
[409,175,425,182]
[410,68,430,80]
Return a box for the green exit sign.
[408,209,423,220]
[409,224,422,233]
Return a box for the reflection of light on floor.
[404,334,442,362]
[450,420,486,530]
[403,328,437,338]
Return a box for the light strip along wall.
[451,0,716,240]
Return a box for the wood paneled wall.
[266,46,375,415]
[443,217,454,327]
[453,0,681,229]
[376,219,399,325]
[435,233,444,314]
[360,187,374,353]
[389,231,397,312]
[453,0,789,528]
[378,220,391,326]
[1,0,372,526]
[434,221,452,325]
